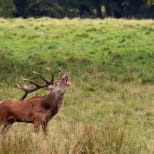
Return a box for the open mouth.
[64,77,70,86]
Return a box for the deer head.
[16,68,70,99]
[48,73,70,95]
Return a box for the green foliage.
[146,0,154,6]
[25,0,64,17]
[0,0,153,18]
[0,0,16,17]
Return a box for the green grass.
[0,18,154,154]
[0,18,154,83]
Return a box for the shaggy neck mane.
[41,91,64,110]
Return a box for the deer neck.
[42,90,64,110]
[48,91,64,103]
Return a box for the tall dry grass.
[0,120,127,154]
[0,118,151,154]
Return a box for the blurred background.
[0,0,154,19]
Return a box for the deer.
[0,69,70,135]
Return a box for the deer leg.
[2,121,13,134]
[33,121,40,133]
[42,121,48,135]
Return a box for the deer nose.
[66,81,71,86]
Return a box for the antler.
[46,67,54,84]
[58,69,64,79]
[16,69,54,100]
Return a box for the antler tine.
[16,69,55,100]
[16,83,28,90]
[58,68,64,79]
[16,83,37,100]
[32,71,50,84]
[16,83,24,90]
[46,67,54,84]
[51,73,54,84]
[22,78,44,88]
[16,78,49,100]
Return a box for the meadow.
[0,18,154,154]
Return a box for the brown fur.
[0,74,69,135]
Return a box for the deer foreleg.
[1,121,13,134]
[33,121,40,133]
[41,121,48,135]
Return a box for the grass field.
[0,18,154,154]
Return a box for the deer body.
[0,70,70,135]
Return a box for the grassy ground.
[0,18,154,154]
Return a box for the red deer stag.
[0,69,70,135]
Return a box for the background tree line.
[0,0,154,18]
